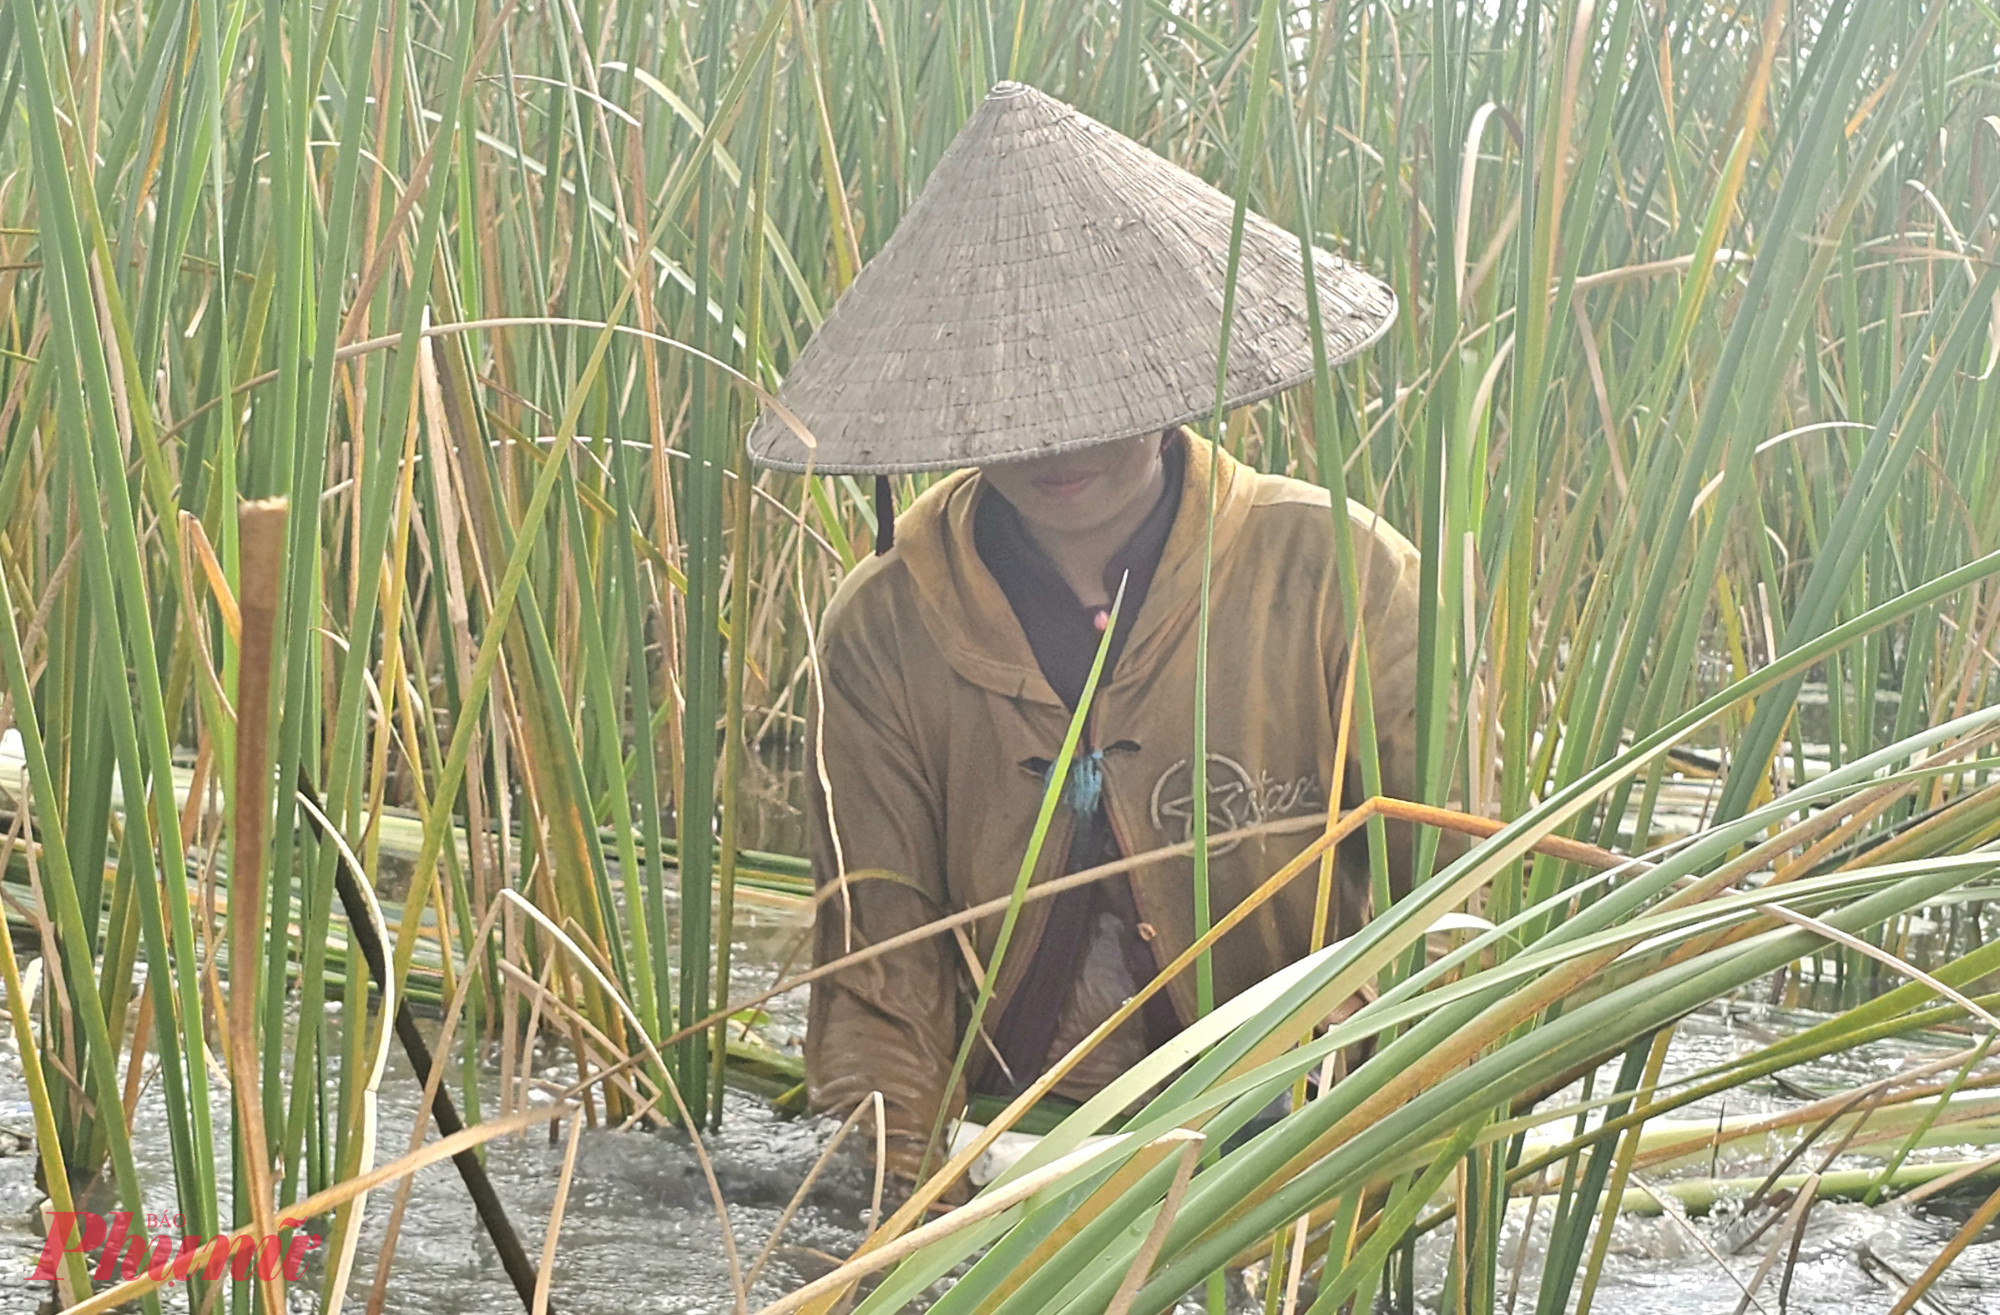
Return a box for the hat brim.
[746,288,1396,474]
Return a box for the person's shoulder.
[1240,471,1415,552]
[1245,468,1336,512]
[821,548,915,646]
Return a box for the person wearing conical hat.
[747,83,1431,1192]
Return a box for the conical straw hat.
[745,81,1397,474]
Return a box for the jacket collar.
[893,437,1257,705]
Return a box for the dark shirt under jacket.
[971,433,1187,1096]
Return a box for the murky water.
[1434,1194,2000,1315]
[6,736,1999,1311]
[10,976,2000,1312]
[1405,1002,2000,1314]
[0,898,879,1313]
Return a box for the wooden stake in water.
[231,497,288,1314]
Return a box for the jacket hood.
[888,438,1258,706]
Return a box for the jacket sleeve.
[802,611,959,1182]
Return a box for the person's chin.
[1025,503,1113,535]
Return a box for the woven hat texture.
[745,81,1396,474]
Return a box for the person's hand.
[1316,986,1377,1082]
[1319,986,1372,1031]
[871,1163,970,1226]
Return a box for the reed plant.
[0,0,1996,1311]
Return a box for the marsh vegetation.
[0,0,1998,1311]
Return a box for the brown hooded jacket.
[803,439,1426,1177]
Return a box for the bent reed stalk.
[0,0,1995,1312]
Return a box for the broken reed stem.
[534,1111,584,1315]
[293,781,552,1315]
[230,496,288,1315]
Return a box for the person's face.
[979,433,1164,538]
